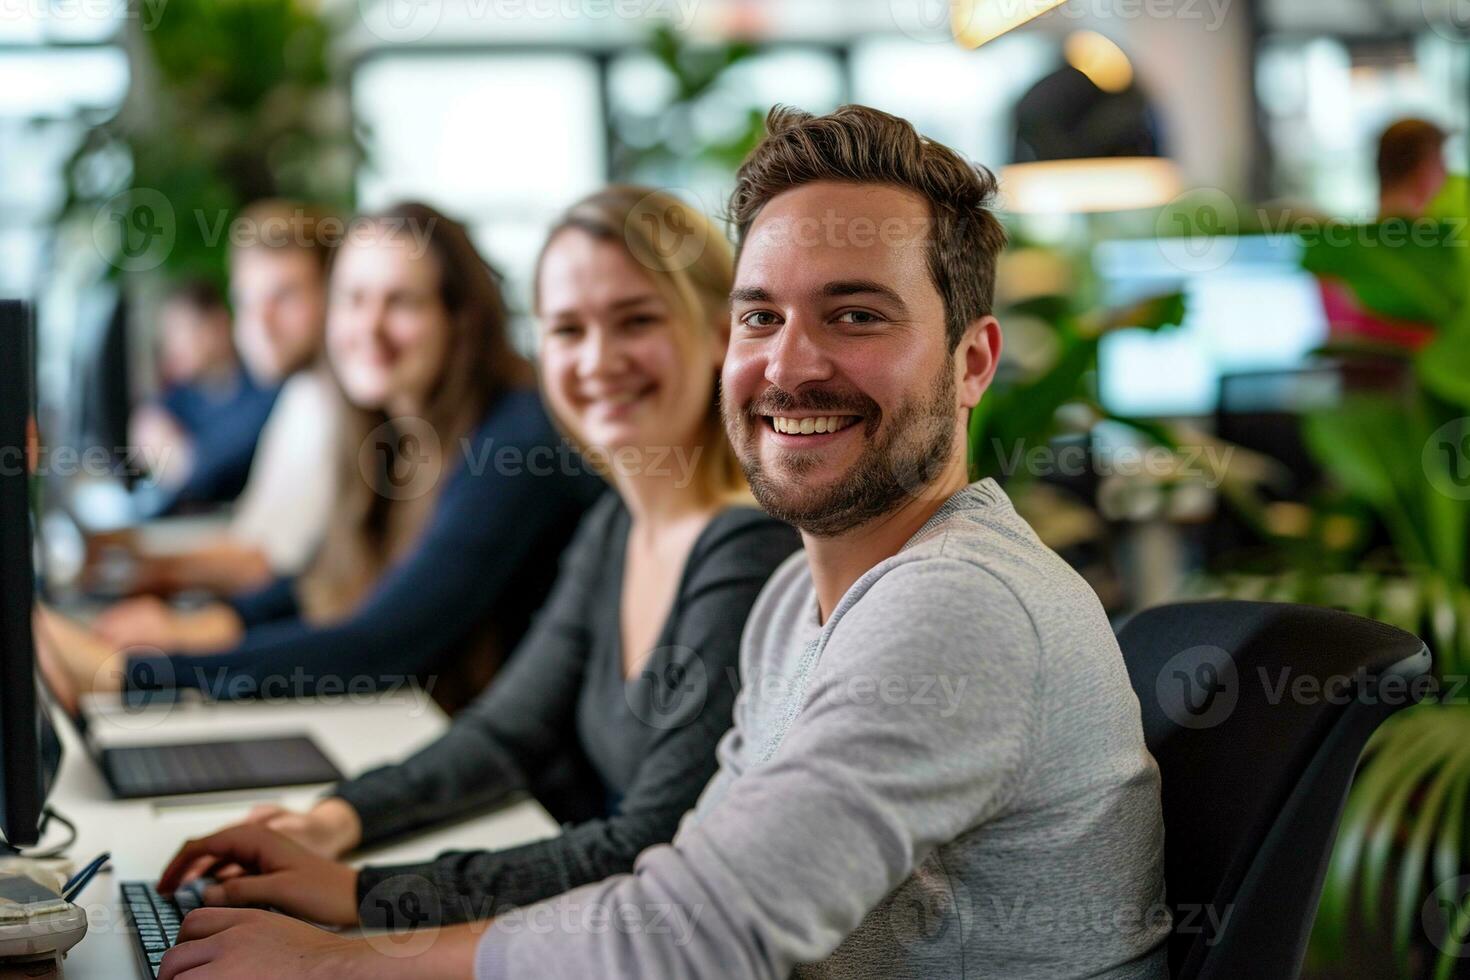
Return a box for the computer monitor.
[0,299,60,848]
[1094,234,1330,418]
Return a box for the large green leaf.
[1300,221,1463,325]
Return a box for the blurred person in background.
[38,202,602,715]
[1376,118,1449,220]
[97,200,343,595]
[150,185,800,938]
[131,278,279,510]
[1320,118,1450,353]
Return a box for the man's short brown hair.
[728,104,1008,351]
[1377,118,1448,189]
[230,198,337,271]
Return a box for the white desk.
[41,695,559,979]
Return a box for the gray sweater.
[474,479,1171,978]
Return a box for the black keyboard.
[100,734,342,799]
[121,880,203,978]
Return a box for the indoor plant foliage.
[1292,209,1470,979]
[59,0,358,288]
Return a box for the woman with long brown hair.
[37,202,601,713]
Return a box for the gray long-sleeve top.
[336,494,801,927]
[472,479,1171,979]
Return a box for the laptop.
[37,677,343,800]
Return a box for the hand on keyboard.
[156,824,361,927]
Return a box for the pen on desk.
[62,851,111,902]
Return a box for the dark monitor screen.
[0,299,54,848]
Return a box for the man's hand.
[157,908,364,980]
[158,826,360,928]
[157,908,487,980]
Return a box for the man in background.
[1321,117,1451,352]
[105,200,341,599]
[1376,117,1449,220]
[132,278,278,510]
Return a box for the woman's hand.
[244,799,365,859]
[93,597,244,653]
[158,825,360,928]
[158,909,366,980]
[158,907,485,980]
[32,604,124,707]
[93,596,182,649]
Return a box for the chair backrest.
[1117,600,1430,980]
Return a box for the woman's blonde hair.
[533,185,748,506]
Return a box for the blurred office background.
[3,0,1470,976]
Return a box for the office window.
[608,44,846,214]
[849,33,1055,170]
[1257,35,1468,213]
[352,52,605,341]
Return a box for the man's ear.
[956,315,1002,409]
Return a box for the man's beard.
[723,366,958,538]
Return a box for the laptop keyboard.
[101,735,342,798]
[121,880,202,978]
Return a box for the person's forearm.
[348,922,485,980]
[143,540,273,594]
[170,603,246,652]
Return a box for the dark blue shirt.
[127,388,604,702]
[158,368,279,509]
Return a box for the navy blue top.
[158,368,279,510]
[125,388,604,701]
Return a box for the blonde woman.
[154,187,800,934]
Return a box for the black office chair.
[1117,600,1430,980]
